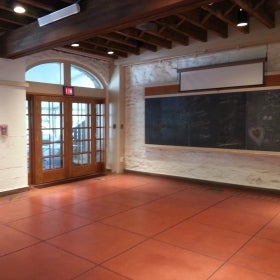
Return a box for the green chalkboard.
[145,89,280,152]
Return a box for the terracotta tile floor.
[0,174,280,279]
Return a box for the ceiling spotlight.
[71,43,80,47]
[107,50,114,55]
[13,4,26,14]
[237,8,248,27]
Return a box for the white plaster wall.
[0,59,27,192]
[0,58,25,82]
[124,43,280,190]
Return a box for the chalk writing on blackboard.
[246,90,280,151]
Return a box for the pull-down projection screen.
[179,60,264,92]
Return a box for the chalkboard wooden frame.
[145,89,280,152]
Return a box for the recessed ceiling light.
[107,50,114,55]
[71,43,80,47]
[14,4,26,14]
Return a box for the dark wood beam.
[62,46,119,59]
[0,20,18,31]
[159,15,207,42]
[86,37,140,55]
[108,32,158,52]
[0,11,30,26]
[202,3,249,34]
[119,27,172,49]
[19,0,56,12]
[0,0,216,58]
[0,0,44,19]
[78,42,128,58]
[156,24,189,45]
[180,9,228,38]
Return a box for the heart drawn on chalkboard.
[248,126,265,146]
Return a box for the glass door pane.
[72,102,92,166]
[96,103,105,163]
[41,101,64,170]
[26,100,31,175]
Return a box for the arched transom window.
[26,62,104,89]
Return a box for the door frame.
[27,93,105,185]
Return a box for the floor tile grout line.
[0,240,43,259]
[70,265,99,280]
[96,196,235,238]
[98,235,151,267]
[0,207,55,225]
[206,209,280,280]
[44,240,98,265]
[96,194,237,270]
[92,196,239,267]
[97,220,149,238]
[70,264,133,280]
[147,194,236,239]
[5,219,95,243]
[83,186,192,222]
[149,237,224,262]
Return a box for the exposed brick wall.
[124,43,280,190]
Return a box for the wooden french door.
[27,95,105,185]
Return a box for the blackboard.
[145,89,280,152]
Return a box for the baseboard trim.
[0,186,30,197]
[32,172,109,189]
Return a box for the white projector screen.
[180,61,264,91]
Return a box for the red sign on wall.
[63,86,74,96]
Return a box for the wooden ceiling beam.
[118,27,172,49]
[63,45,119,59]
[18,0,56,12]
[0,0,44,19]
[86,37,140,55]
[109,32,158,52]
[156,24,189,45]
[159,15,207,42]
[202,3,249,34]
[0,11,27,26]
[0,0,216,58]
[0,20,19,31]
[99,33,139,48]
[180,9,228,38]
[77,42,128,58]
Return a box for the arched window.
[71,65,103,89]
[26,62,104,89]
[26,62,64,85]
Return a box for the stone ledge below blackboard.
[125,169,280,195]
[144,144,280,157]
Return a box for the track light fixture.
[237,8,248,27]
[38,3,80,27]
